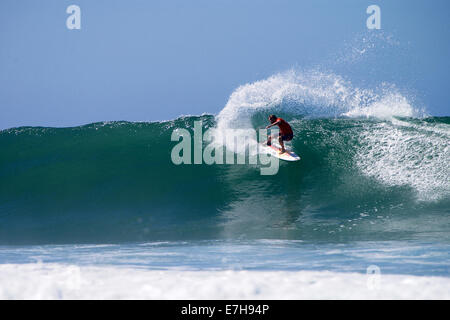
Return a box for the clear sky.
[1,0,449,129]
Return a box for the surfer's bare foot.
[279,149,286,154]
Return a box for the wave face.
[1,112,449,244]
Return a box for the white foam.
[0,263,448,299]
[356,119,450,201]
[343,91,416,119]
[216,70,418,133]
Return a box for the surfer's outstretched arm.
[266,120,281,129]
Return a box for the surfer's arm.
[266,120,281,129]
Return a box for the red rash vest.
[276,118,293,136]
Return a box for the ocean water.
[0,240,449,299]
[0,70,449,299]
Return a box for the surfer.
[266,115,293,154]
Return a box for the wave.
[0,112,448,244]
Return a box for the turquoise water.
[0,115,449,245]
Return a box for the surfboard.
[260,142,301,161]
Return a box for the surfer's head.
[269,115,277,123]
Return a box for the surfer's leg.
[278,135,286,153]
[267,135,272,146]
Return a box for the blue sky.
[1,0,449,128]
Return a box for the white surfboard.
[260,142,301,161]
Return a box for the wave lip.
[216,69,420,135]
[343,91,418,119]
